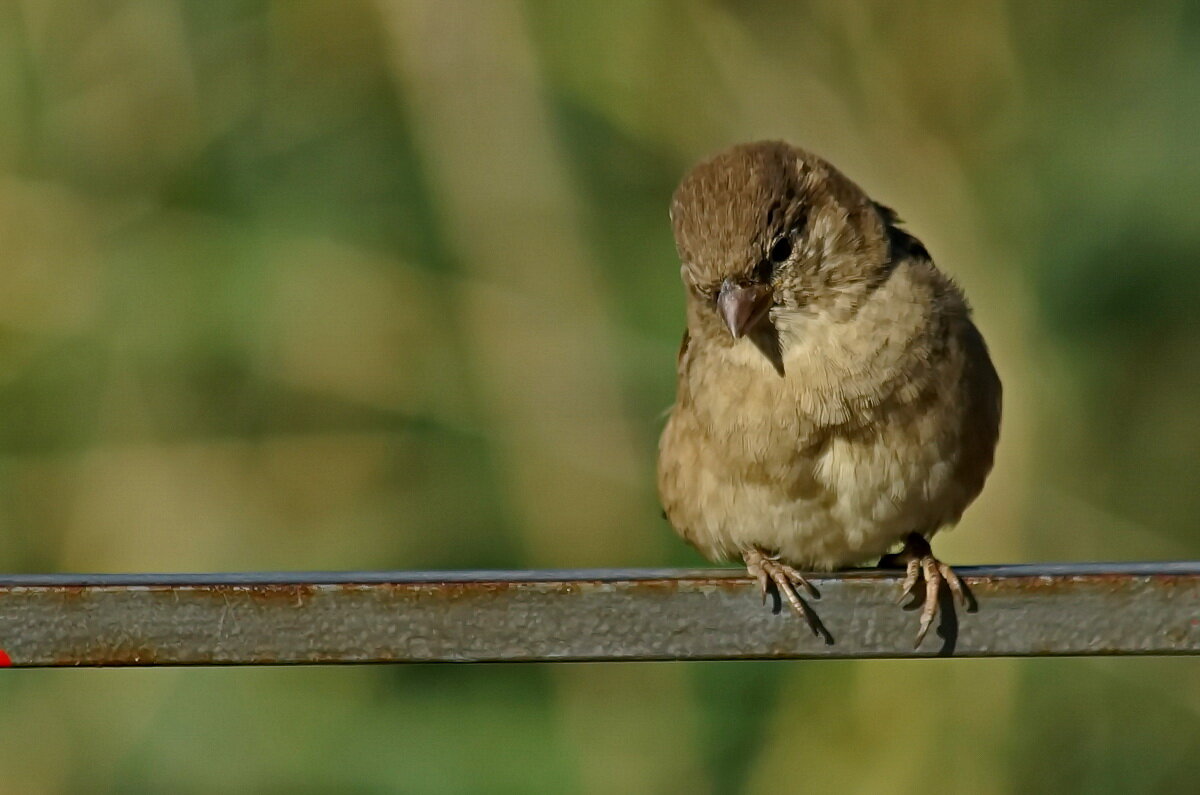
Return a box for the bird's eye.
[768,235,793,264]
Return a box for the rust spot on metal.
[241,584,319,606]
[53,585,90,603]
[962,573,1187,595]
[155,584,323,606]
[410,580,524,602]
[617,579,692,595]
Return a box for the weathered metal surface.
[0,563,1196,666]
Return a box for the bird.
[657,141,1001,646]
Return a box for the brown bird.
[657,141,1001,646]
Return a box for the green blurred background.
[1,0,1199,792]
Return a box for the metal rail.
[0,563,1196,666]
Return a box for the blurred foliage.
[1,0,1199,792]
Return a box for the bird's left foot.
[879,533,967,648]
[742,547,820,634]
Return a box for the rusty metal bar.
[0,562,1196,666]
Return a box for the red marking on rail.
[0,649,11,667]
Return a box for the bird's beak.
[717,279,773,339]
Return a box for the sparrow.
[657,141,1001,646]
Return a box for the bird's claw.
[753,567,770,605]
[896,557,921,604]
[743,548,820,634]
[882,534,967,648]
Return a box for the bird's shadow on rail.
[765,585,835,646]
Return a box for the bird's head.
[670,141,895,348]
